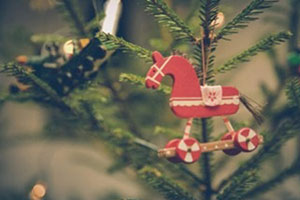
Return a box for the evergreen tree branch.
[143,0,196,42]
[215,31,292,74]
[217,117,300,191]
[102,69,144,137]
[97,32,153,63]
[243,159,300,199]
[286,78,300,109]
[0,63,67,108]
[57,0,87,36]
[119,73,171,94]
[81,101,206,188]
[138,166,196,200]
[216,0,279,41]
[0,92,45,106]
[217,170,258,200]
[199,0,220,38]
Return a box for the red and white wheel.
[221,133,241,156]
[234,128,260,152]
[165,139,182,163]
[176,138,201,164]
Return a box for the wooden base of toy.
[158,135,263,161]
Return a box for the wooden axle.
[158,135,264,159]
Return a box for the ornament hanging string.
[200,15,218,86]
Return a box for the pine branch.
[154,126,182,138]
[216,31,292,74]
[82,101,205,187]
[0,63,65,107]
[119,73,171,94]
[286,78,300,109]
[196,0,220,85]
[97,32,153,63]
[143,0,196,42]
[217,170,259,200]
[138,166,196,200]
[103,69,144,137]
[0,92,38,105]
[243,159,300,199]
[31,34,67,44]
[216,0,279,41]
[217,117,300,191]
[199,0,220,38]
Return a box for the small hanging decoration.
[14,38,107,95]
[145,50,263,164]
[144,11,264,164]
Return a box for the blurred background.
[0,0,299,199]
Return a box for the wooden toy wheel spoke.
[176,138,201,164]
[234,128,260,152]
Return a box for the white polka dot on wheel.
[234,128,260,152]
[176,138,201,164]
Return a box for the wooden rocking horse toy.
[145,51,263,164]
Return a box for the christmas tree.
[0,0,299,199]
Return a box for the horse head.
[145,51,168,89]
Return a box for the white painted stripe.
[178,140,188,151]
[191,143,200,151]
[170,95,239,100]
[145,76,160,85]
[185,153,193,162]
[248,142,255,150]
[151,56,172,81]
[238,134,247,143]
[153,64,165,77]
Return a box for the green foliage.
[217,170,258,200]
[138,166,196,200]
[216,31,292,73]
[216,0,279,41]
[154,126,181,138]
[0,62,63,104]
[30,34,67,44]
[199,0,220,36]
[218,117,300,191]
[119,73,171,94]
[286,78,300,109]
[143,0,195,42]
[244,159,300,198]
[98,32,153,63]
[0,0,296,199]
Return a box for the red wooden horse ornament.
[146,51,263,164]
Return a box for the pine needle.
[143,0,196,42]
[216,31,292,74]
[138,166,196,200]
[216,0,279,41]
[97,32,153,63]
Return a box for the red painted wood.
[165,139,182,163]
[234,128,260,152]
[175,138,201,164]
[145,51,240,118]
[221,133,242,156]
